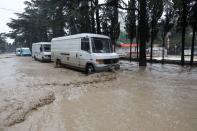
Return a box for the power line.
[0,7,22,13]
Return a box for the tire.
[42,57,44,62]
[55,59,61,68]
[34,56,37,61]
[86,64,95,74]
[115,65,120,71]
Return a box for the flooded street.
[0,54,197,131]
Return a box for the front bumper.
[21,54,31,56]
[94,63,120,72]
[42,55,51,61]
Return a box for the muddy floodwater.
[0,54,197,131]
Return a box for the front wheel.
[55,59,61,68]
[34,56,37,61]
[42,57,44,62]
[86,64,95,74]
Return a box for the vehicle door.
[78,37,92,68]
[35,45,41,59]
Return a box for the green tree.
[125,0,137,61]
[95,0,101,34]
[66,0,96,34]
[7,0,51,48]
[66,0,80,34]
[0,33,8,53]
[50,0,66,37]
[173,0,190,65]
[7,0,68,48]
[101,0,120,51]
[139,0,148,66]
[188,0,197,65]
[160,0,174,62]
[148,0,163,61]
[78,0,92,33]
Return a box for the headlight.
[96,59,104,64]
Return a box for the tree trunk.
[91,1,95,33]
[136,2,140,60]
[190,1,197,66]
[150,22,154,62]
[139,0,147,66]
[110,0,119,52]
[136,34,139,60]
[162,32,165,63]
[181,0,187,66]
[52,4,65,37]
[95,0,101,34]
[190,22,196,66]
[130,40,133,62]
[114,0,119,52]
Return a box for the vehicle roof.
[21,48,30,49]
[52,33,110,42]
[32,42,51,45]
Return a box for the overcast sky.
[0,0,29,42]
[0,0,28,33]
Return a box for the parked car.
[51,33,120,73]
[16,48,31,56]
[32,42,51,61]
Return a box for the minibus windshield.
[91,37,112,53]
[43,45,51,52]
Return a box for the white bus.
[32,42,51,61]
[51,33,120,73]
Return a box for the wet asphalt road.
[0,53,197,131]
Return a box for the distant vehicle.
[32,42,51,61]
[16,47,31,56]
[184,49,191,56]
[16,48,21,56]
[116,43,140,58]
[184,48,197,56]
[146,47,167,57]
[20,48,31,56]
[51,33,120,74]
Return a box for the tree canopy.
[5,0,197,66]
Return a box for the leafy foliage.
[0,33,8,52]
[5,0,197,65]
[125,0,136,43]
